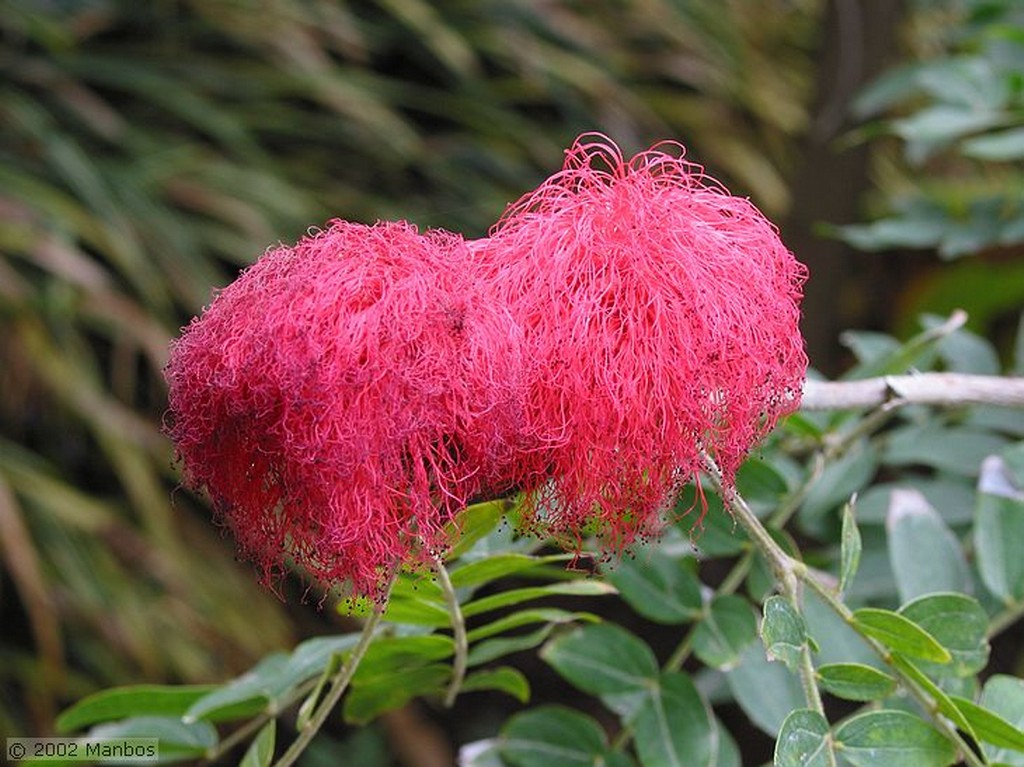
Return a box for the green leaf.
[183,653,290,723]
[844,313,960,379]
[998,441,1024,482]
[898,593,989,677]
[448,553,570,589]
[940,200,1022,257]
[980,675,1024,765]
[714,720,743,767]
[836,213,946,253]
[840,330,901,368]
[736,457,789,515]
[949,695,1024,752]
[833,710,957,767]
[802,588,879,667]
[839,500,862,594]
[354,635,454,681]
[725,642,807,736]
[343,664,450,725]
[1016,313,1024,377]
[886,489,971,603]
[467,625,554,667]
[382,574,450,626]
[240,720,275,767]
[892,105,1005,162]
[459,739,505,767]
[783,412,826,440]
[915,57,1007,111]
[929,315,1001,375]
[284,634,366,683]
[629,672,715,767]
[962,127,1024,160]
[56,685,215,733]
[888,654,972,734]
[87,716,218,763]
[462,667,530,703]
[851,63,922,117]
[541,624,657,699]
[692,594,758,670]
[461,580,616,618]
[800,442,878,535]
[774,709,833,767]
[186,633,364,722]
[975,455,1024,603]
[760,596,807,673]
[466,608,600,643]
[855,479,976,526]
[500,706,632,767]
[851,608,951,664]
[295,653,339,731]
[445,499,514,560]
[684,488,748,557]
[838,537,895,602]
[883,423,1008,477]
[605,548,702,624]
[817,664,896,702]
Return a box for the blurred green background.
[2,0,1022,761]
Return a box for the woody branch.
[802,373,1024,411]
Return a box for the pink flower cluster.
[165,135,808,596]
[165,222,523,594]
[473,136,807,547]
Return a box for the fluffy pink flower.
[165,220,522,596]
[471,134,807,548]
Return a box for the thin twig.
[204,710,276,763]
[434,557,468,707]
[701,454,803,597]
[271,584,392,767]
[700,454,828,736]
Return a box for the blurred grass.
[0,0,821,736]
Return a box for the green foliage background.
[2,0,1023,764]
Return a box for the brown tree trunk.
[784,0,906,375]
